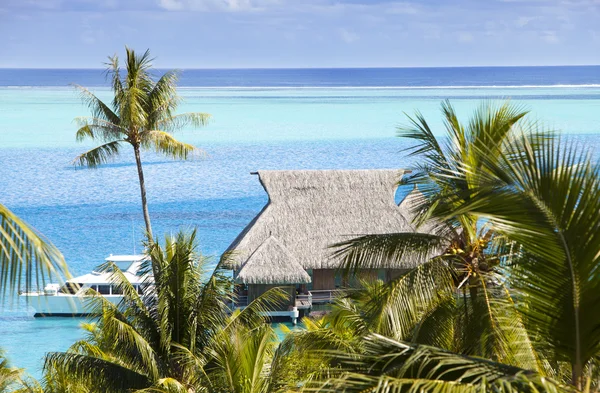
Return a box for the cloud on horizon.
[0,0,599,67]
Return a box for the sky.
[0,0,599,68]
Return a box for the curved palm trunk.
[133,144,154,242]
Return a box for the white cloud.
[338,28,359,43]
[515,16,538,27]
[458,31,474,42]
[156,0,278,12]
[386,2,419,15]
[159,0,185,10]
[541,30,559,43]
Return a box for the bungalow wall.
[311,268,382,290]
[247,284,295,310]
[311,269,336,290]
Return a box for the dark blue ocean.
[2,66,600,87]
[1,66,600,377]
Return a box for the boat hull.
[23,294,123,317]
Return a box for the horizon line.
[1,64,600,71]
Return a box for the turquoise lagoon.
[1,84,600,377]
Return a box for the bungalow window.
[96,285,111,295]
[112,286,123,295]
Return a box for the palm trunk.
[572,363,583,390]
[133,144,154,242]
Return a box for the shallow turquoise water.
[1,85,600,378]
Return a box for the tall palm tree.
[73,48,211,240]
[446,133,600,389]
[319,101,600,390]
[44,230,288,393]
[333,100,540,368]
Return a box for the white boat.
[21,254,150,317]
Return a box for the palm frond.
[0,204,67,297]
[312,334,570,393]
[227,287,290,330]
[352,260,455,342]
[74,117,125,143]
[156,113,211,132]
[332,232,447,274]
[140,130,204,160]
[44,352,151,393]
[72,84,120,125]
[72,140,123,168]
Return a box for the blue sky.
[1,0,599,68]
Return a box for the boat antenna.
[131,218,136,254]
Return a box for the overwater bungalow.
[224,169,429,323]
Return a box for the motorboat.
[20,254,150,317]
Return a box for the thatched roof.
[227,169,420,271]
[236,236,311,284]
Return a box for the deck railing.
[232,290,343,310]
[309,289,344,304]
[295,293,312,309]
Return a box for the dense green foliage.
[42,230,292,393]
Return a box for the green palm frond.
[155,112,211,132]
[133,377,190,393]
[332,232,447,273]
[313,334,570,393]
[466,272,542,372]
[44,352,151,393]
[74,117,124,143]
[141,130,204,160]
[0,350,24,393]
[227,287,289,330]
[72,84,120,125]
[353,260,455,342]
[146,70,180,126]
[207,323,277,393]
[0,204,67,296]
[72,140,123,168]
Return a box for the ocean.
[1,66,599,378]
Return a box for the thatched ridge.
[227,169,417,271]
[236,236,311,284]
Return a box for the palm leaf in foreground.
[312,334,570,393]
[0,204,67,297]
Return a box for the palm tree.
[317,101,600,390]
[44,230,288,393]
[445,133,600,389]
[332,100,540,368]
[73,48,211,240]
